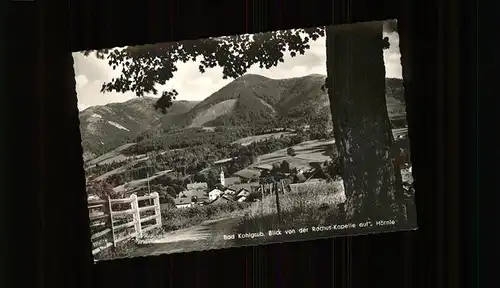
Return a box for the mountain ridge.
[79,74,406,161]
[79,98,199,161]
[161,73,331,128]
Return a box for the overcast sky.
[73,30,402,111]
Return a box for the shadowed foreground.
[124,215,245,257]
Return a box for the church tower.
[220,169,225,187]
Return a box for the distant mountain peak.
[238,73,270,79]
[235,74,271,83]
[235,73,327,84]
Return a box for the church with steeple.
[220,168,225,187]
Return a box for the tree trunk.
[325,22,406,223]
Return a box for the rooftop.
[210,195,234,205]
[254,164,274,171]
[214,157,237,165]
[307,178,326,183]
[179,189,208,201]
[224,177,241,186]
[209,189,223,194]
[237,190,251,197]
[174,198,192,205]
[186,182,208,190]
[228,182,260,192]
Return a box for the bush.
[87,180,123,199]
[246,191,262,202]
[325,155,342,179]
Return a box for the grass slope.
[238,181,346,233]
[189,99,238,127]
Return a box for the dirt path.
[131,216,245,256]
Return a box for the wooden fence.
[87,192,162,255]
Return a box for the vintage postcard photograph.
[74,19,417,262]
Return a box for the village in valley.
[84,120,412,214]
[169,161,324,209]
[85,124,351,211]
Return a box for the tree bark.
[325,22,406,223]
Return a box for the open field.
[231,131,297,146]
[86,143,141,167]
[250,139,335,171]
[91,157,150,182]
[239,181,346,232]
[85,142,175,170]
[189,99,238,127]
[113,169,174,194]
[91,127,409,196]
[235,128,408,172]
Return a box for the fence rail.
[88,192,162,255]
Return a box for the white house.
[236,188,251,202]
[208,189,223,201]
[87,194,99,201]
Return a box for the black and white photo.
[75,19,417,262]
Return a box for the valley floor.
[90,127,413,260]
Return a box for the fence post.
[106,196,117,247]
[130,194,143,239]
[274,182,281,223]
[152,192,162,228]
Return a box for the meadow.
[160,202,251,232]
[250,139,335,171]
[238,181,346,233]
[231,131,297,146]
